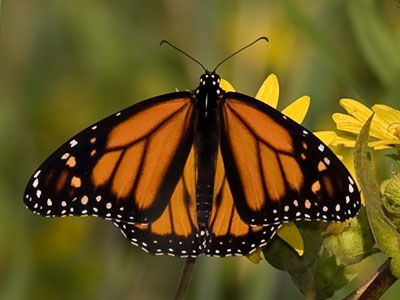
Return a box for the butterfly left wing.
[24,92,194,225]
[205,148,281,257]
[220,93,361,226]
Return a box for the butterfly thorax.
[192,71,224,238]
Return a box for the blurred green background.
[1,0,400,299]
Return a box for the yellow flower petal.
[220,79,236,92]
[333,135,356,147]
[246,248,263,264]
[332,113,364,134]
[255,74,279,108]
[372,104,400,138]
[340,98,374,123]
[281,96,310,124]
[313,131,337,146]
[369,139,400,150]
[372,104,400,125]
[277,222,304,256]
[340,99,394,139]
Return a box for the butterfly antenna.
[160,40,207,72]
[212,36,269,72]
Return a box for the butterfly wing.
[114,146,202,257]
[24,92,195,225]
[220,93,361,226]
[205,148,281,257]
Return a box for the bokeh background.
[1,0,400,299]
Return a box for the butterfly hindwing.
[24,92,195,225]
[205,148,281,257]
[114,146,202,257]
[220,93,361,226]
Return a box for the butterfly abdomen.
[193,74,222,230]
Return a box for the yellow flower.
[330,99,400,150]
[221,74,311,259]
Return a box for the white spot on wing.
[33,178,39,188]
[70,140,78,148]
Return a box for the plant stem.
[174,257,196,300]
[343,258,397,300]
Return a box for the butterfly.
[24,39,361,258]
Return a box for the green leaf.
[264,222,322,299]
[354,114,400,278]
[263,222,322,273]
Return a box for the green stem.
[174,257,196,300]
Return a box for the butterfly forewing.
[24,92,195,225]
[220,93,361,226]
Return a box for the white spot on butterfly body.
[116,112,121,117]
[303,130,308,135]
[346,196,350,204]
[323,206,328,212]
[324,157,331,165]
[349,184,354,193]
[106,202,112,209]
[348,176,354,184]
[318,144,325,152]
[335,204,341,211]
[293,200,299,207]
[36,190,41,198]
[91,125,97,130]
[33,170,41,178]
[284,205,289,212]
[282,115,287,120]
[47,199,52,206]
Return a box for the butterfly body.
[24,70,361,257]
[193,72,222,230]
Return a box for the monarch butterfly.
[24,38,361,258]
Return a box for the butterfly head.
[196,71,223,97]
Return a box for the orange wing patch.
[111,140,146,198]
[210,149,251,238]
[107,99,190,149]
[225,100,293,152]
[222,108,265,210]
[134,104,192,209]
[92,150,122,186]
[147,146,197,237]
[90,99,193,213]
